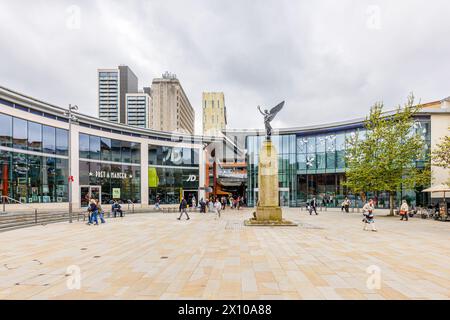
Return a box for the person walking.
[199,198,206,213]
[309,197,318,215]
[362,199,377,231]
[400,200,409,221]
[214,198,222,219]
[341,197,350,213]
[154,196,161,210]
[88,199,98,225]
[178,197,190,220]
[221,196,227,211]
[96,199,106,224]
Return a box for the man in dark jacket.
[178,197,190,220]
[309,197,318,215]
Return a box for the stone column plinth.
[256,139,282,221]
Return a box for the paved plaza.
[0,208,449,300]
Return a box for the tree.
[432,131,450,169]
[344,95,430,215]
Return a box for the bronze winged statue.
[257,101,285,138]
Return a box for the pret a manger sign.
[89,171,132,179]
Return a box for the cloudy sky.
[0,0,449,134]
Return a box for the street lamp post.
[66,104,78,223]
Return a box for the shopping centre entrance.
[80,185,101,207]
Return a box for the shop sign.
[89,171,132,179]
[186,175,197,182]
[112,188,121,199]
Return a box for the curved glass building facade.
[245,117,432,208]
[0,86,213,209]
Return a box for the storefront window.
[0,113,12,147]
[55,158,68,202]
[11,153,28,202]
[28,155,41,203]
[79,160,140,204]
[148,167,199,204]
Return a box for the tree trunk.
[389,192,395,216]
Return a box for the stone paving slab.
[0,208,449,300]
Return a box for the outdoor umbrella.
[422,183,450,201]
[423,184,450,218]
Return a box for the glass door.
[90,186,101,203]
[80,186,90,207]
[80,186,102,207]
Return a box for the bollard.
[35,209,38,224]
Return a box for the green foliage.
[344,94,431,211]
[432,131,450,169]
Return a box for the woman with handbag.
[362,199,377,232]
[400,200,409,221]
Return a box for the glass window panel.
[12,153,28,202]
[13,117,28,150]
[42,125,56,154]
[89,135,101,160]
[79,134,90,159]
[100,137,112,161]
[121,141,131,163]
[307,136,315,154]
[0,113,12,147]
[316,135,326,153]
[55,129,68,156]
[326,134,336,152]
[111,139,121,162]
[148,146,157,165]
[55,158,68,202]
[182,148,192,166]
[336,132,346,151]
[316,153,326,169]
[28,122,42,152]
[336,150,346,169]
[131,142,140,164]
[42,156,55,202]
[306,154,316,170]
[326,151,336,169]
[28,155,41,203]
[297,136,308,153]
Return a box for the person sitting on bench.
[112,201,123,218]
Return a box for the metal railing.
[1,196,39,223]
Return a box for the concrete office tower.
[126,92,152,128]
[150,72,195,134]
[98,65,138,124]
[202,92,227,136]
